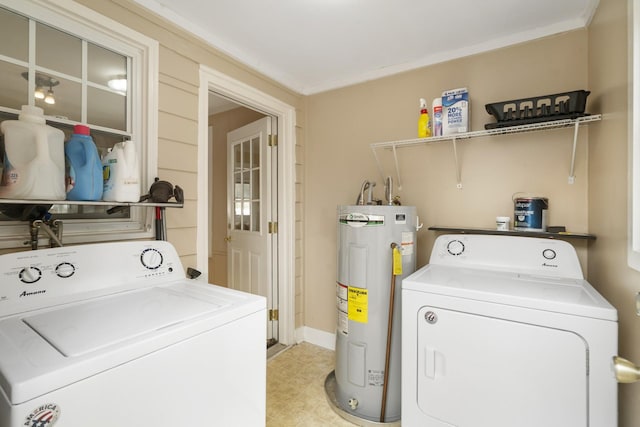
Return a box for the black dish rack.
[484,90,590,129]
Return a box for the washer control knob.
[542,249,557,260]
[447,239,465,256]
[140,248,163,270]
[19,267,42,284]
[55,262,75,278]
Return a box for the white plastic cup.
[496,216,510,231]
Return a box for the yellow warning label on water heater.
[393,247,402,276]
[348,287,368,323]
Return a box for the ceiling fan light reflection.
[44,89,55,105]
[34,87,45,99]
[108,78,127,92]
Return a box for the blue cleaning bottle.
[65,124,103,201]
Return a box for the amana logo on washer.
[23,403,60,427]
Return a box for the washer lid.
[23,286,224,357]
[0,282,265,405]
[402,264,617,321]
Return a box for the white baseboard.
[296,326,336,350]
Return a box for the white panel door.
[416,306,588,427]
[227,117,273,338]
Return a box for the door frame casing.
[198,65,296,345]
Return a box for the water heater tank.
[334,205,418,423]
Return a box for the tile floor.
[266,342,356,426]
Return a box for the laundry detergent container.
[102,140,140,202]
[0,105,65,200]
[65,124,103,201]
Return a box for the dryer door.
[416,306,587,427]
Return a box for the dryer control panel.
[430,234,584,279]
[0,241,184,317]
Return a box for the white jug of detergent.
[0,105,65,200]
[102,139,140,202]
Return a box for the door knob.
[613,356,640,383]
[224,236,231,242]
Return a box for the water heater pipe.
[385,176,393,206]
[380,242,399,422]
[356,180,370,205]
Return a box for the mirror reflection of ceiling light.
[107,75,127,93]
[34,87,45,99]
[44,87,55,105]
[21,72,59,104]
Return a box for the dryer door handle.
[425,347,435,378]
[424,347,445,379]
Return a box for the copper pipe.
[380,242,398,422]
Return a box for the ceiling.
[133,0,599,96]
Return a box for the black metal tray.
[484,90,590,129]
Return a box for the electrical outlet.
[636,292,640,316]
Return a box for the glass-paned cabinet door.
[0,62,27,111]
[0,8,28,111]
[0,4,131,214]
[33,22,83,121]
[0,0,159,248]
[87,86,127,131]
[0,5,130,131]
[36,22,82,77]
[87,43,128,131]
[0,7,27,61]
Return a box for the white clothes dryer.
[401,234,617,427]
[0,240,266,427]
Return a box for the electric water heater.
[334,204,418,423]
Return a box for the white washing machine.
[0,240,266,427]
[401,234,617,427]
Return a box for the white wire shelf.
[370,115,601,148]
[370,114,602,189]
[0,199,183,208]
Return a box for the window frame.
[0,0,159,248]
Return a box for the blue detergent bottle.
[65,124,103,200]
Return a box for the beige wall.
[75,0,303,276]
[73,0,306,330]
[208,107,265,286]
[588,0,640,424]
[305,30,590,332]
[304,1,640,423]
